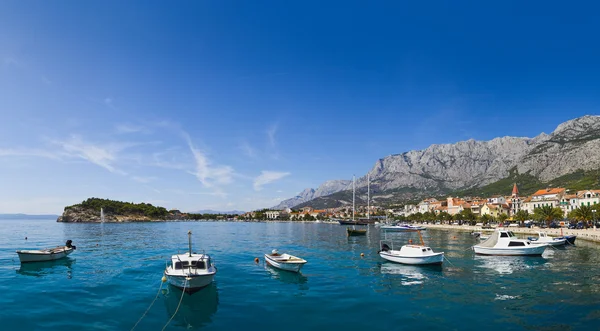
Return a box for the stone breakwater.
[424,224,600,244]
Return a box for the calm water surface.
[1,219,599,331]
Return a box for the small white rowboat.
[264,250,307,273]
[16,240,76,263]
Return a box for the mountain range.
[273,115,600,209]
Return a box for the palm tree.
[480,214,492,225]
[514,210,530,226]
[569,205,594,228]
[533,205,563,227]
[498,213,509,224]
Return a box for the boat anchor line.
[130,278,165,331]
[162,278,188,331]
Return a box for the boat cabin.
[479,230,533,248]
[171,254,211,271]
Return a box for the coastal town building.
[265,210,280,219]
[523,187,566,214]
[417,198,439,213]
[510,183,523,216]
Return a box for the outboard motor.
[66,240,76,250]
[380,243,390,252]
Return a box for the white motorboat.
[164,231,217,293]
[264,249,307,273]
[378,231,444,265]
[16,240,76,263]
[473,230,547,256]
[380,224,426,232]
[527,232,567,246]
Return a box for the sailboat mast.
[352,175,355,221]
[367,173,370,220]
[188,230,192,257]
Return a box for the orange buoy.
[254,257,259,263]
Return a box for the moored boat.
[380,224,426,232]
[558,235,577,245]
[347,227,367,236]
[378,230,444,265]
[473,230,547,256]
[16,240,76,263]
[164,231,217,293]
[527,232,567,246]
[264,249,307,273]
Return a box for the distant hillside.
[0,214,59,220]
[296,167,600,209]
[192,210,244,215]
[282,115,600,209]
[58,198,171,222]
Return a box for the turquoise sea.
[1,219,599,331]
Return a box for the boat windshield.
[174,260,206,270]
[508,231,515,237]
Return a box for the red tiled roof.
[532,188,565,196]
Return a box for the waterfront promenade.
[425,224,600,243]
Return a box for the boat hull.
[16,247,73,263]
[528,238,566,246]
[558,235,577,245]
[264,255,306,273]
[347,228,367,236]
[473,245,547,256]
[379,251,444,265]
[380,226,426,232]
[166,273,216,293]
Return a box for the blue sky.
[1,1,599,214]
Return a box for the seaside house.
[481,203,510,218]
[523,187,566,213]
[559,194,579,217]
[576,190,600,207]
[487,195,506,205]
[265,210,280,220]
[418,198,439,213]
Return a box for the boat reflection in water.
[163,283,219,329]
[473,255,548,275]
[16,258,74,278]
[265,264,308,286]
[379,262,441,286]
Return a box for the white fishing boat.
[527,232,567,246]
[473,229,548,256]
[264,249,307,273]
[164,231,217,293]
[380,224,426,232]
[16,240,76,263]
[378,231,444,265]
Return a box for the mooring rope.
[443,255,457,268]
[130,278,165,331]
[161,278,188,331]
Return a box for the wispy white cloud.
[132,176,156,183]
[267,123,278,147]
[41,75,53,85]
[115,123,146,134]
[2,57,19,67]
[253,171,290,191]
[104,97,116,109]
[51,135,130,175]
[239,141,257,158]
[184,133,234,188]
[0,148,65,160]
